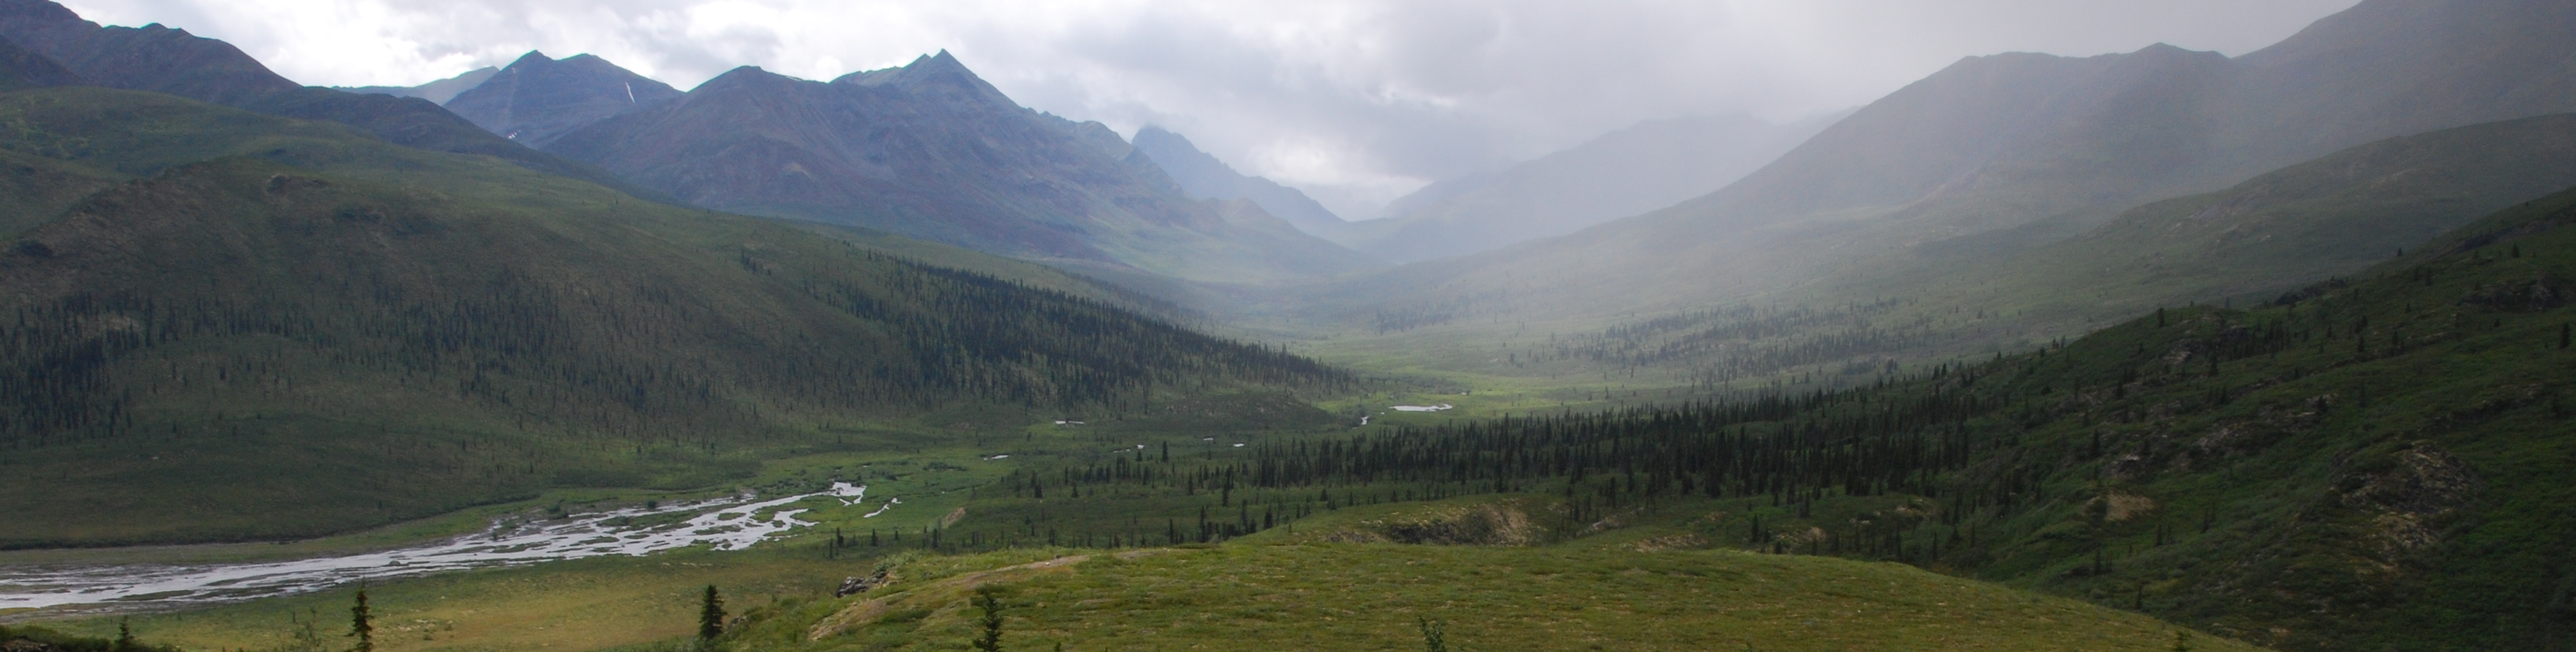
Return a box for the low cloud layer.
[60,0,2362,217]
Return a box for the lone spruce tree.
[971,586,1005,651]
[348,585,373,652]
[698,585,727,641]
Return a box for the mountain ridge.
[332,66,495,104]
[0,0,667,202]
[1129,125,1354,240]
[446,50,682,147]
[545,53,1381,283]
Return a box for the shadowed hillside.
[0,87,1351,546]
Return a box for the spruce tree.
[113,617,135,652]
[971,586,1006,651]
[348,586,373,652]
[698,585,727,641]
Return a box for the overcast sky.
[58,0,2364,218]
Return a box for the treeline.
[0,241,1349,450]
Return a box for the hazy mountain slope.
[0,0,658,200]
[1870,112,2576,332]
[444,52,680,147]
[1129,125,1353,240]
[0,33,71,90]
[1353,112,2576,396]
[1318,0,2576,330]
[1343,113,1839,263]
[0,87,1349,546]
[333,66,495,104]
[2222,0,2576,168]
[546,53,1379,283]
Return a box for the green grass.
[23,546,855,652]
[33,531,2258,652]
[736,541,2258,652]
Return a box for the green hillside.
[745,184,2576,651]
[1382,188,2576,650]
[0,86,1349,547]
[747,543,2258,652]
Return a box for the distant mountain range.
[334,66,495,104]
[3,0,1382,285]
[1340,112,1843,263]
[1318,0,2576,324]
[0,0,654,200]
[534,52,1377,283]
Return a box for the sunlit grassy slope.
[758,543,2258,652]
[41,539,2258,652]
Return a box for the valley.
[4,0,2575,651]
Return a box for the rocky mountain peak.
[443,49,681,147]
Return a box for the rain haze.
[55,0,2364,218]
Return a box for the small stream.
[0,482,879,614]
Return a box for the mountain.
[0,0,658,200]
[1477,111,2576,389]
[1129,125,1354,239]
[443,51,681,147]
[1342,113,1840,263]
[332,66,495,104]
[1315,0,2576,329]
[545,52,1380,283]
[0,33,72,90]
[0,86,1350,546]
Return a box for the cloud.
[58,0,2362,217]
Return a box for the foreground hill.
[0,86,1347,547]
[545,52,1379,283]
[743,543,2253,652]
